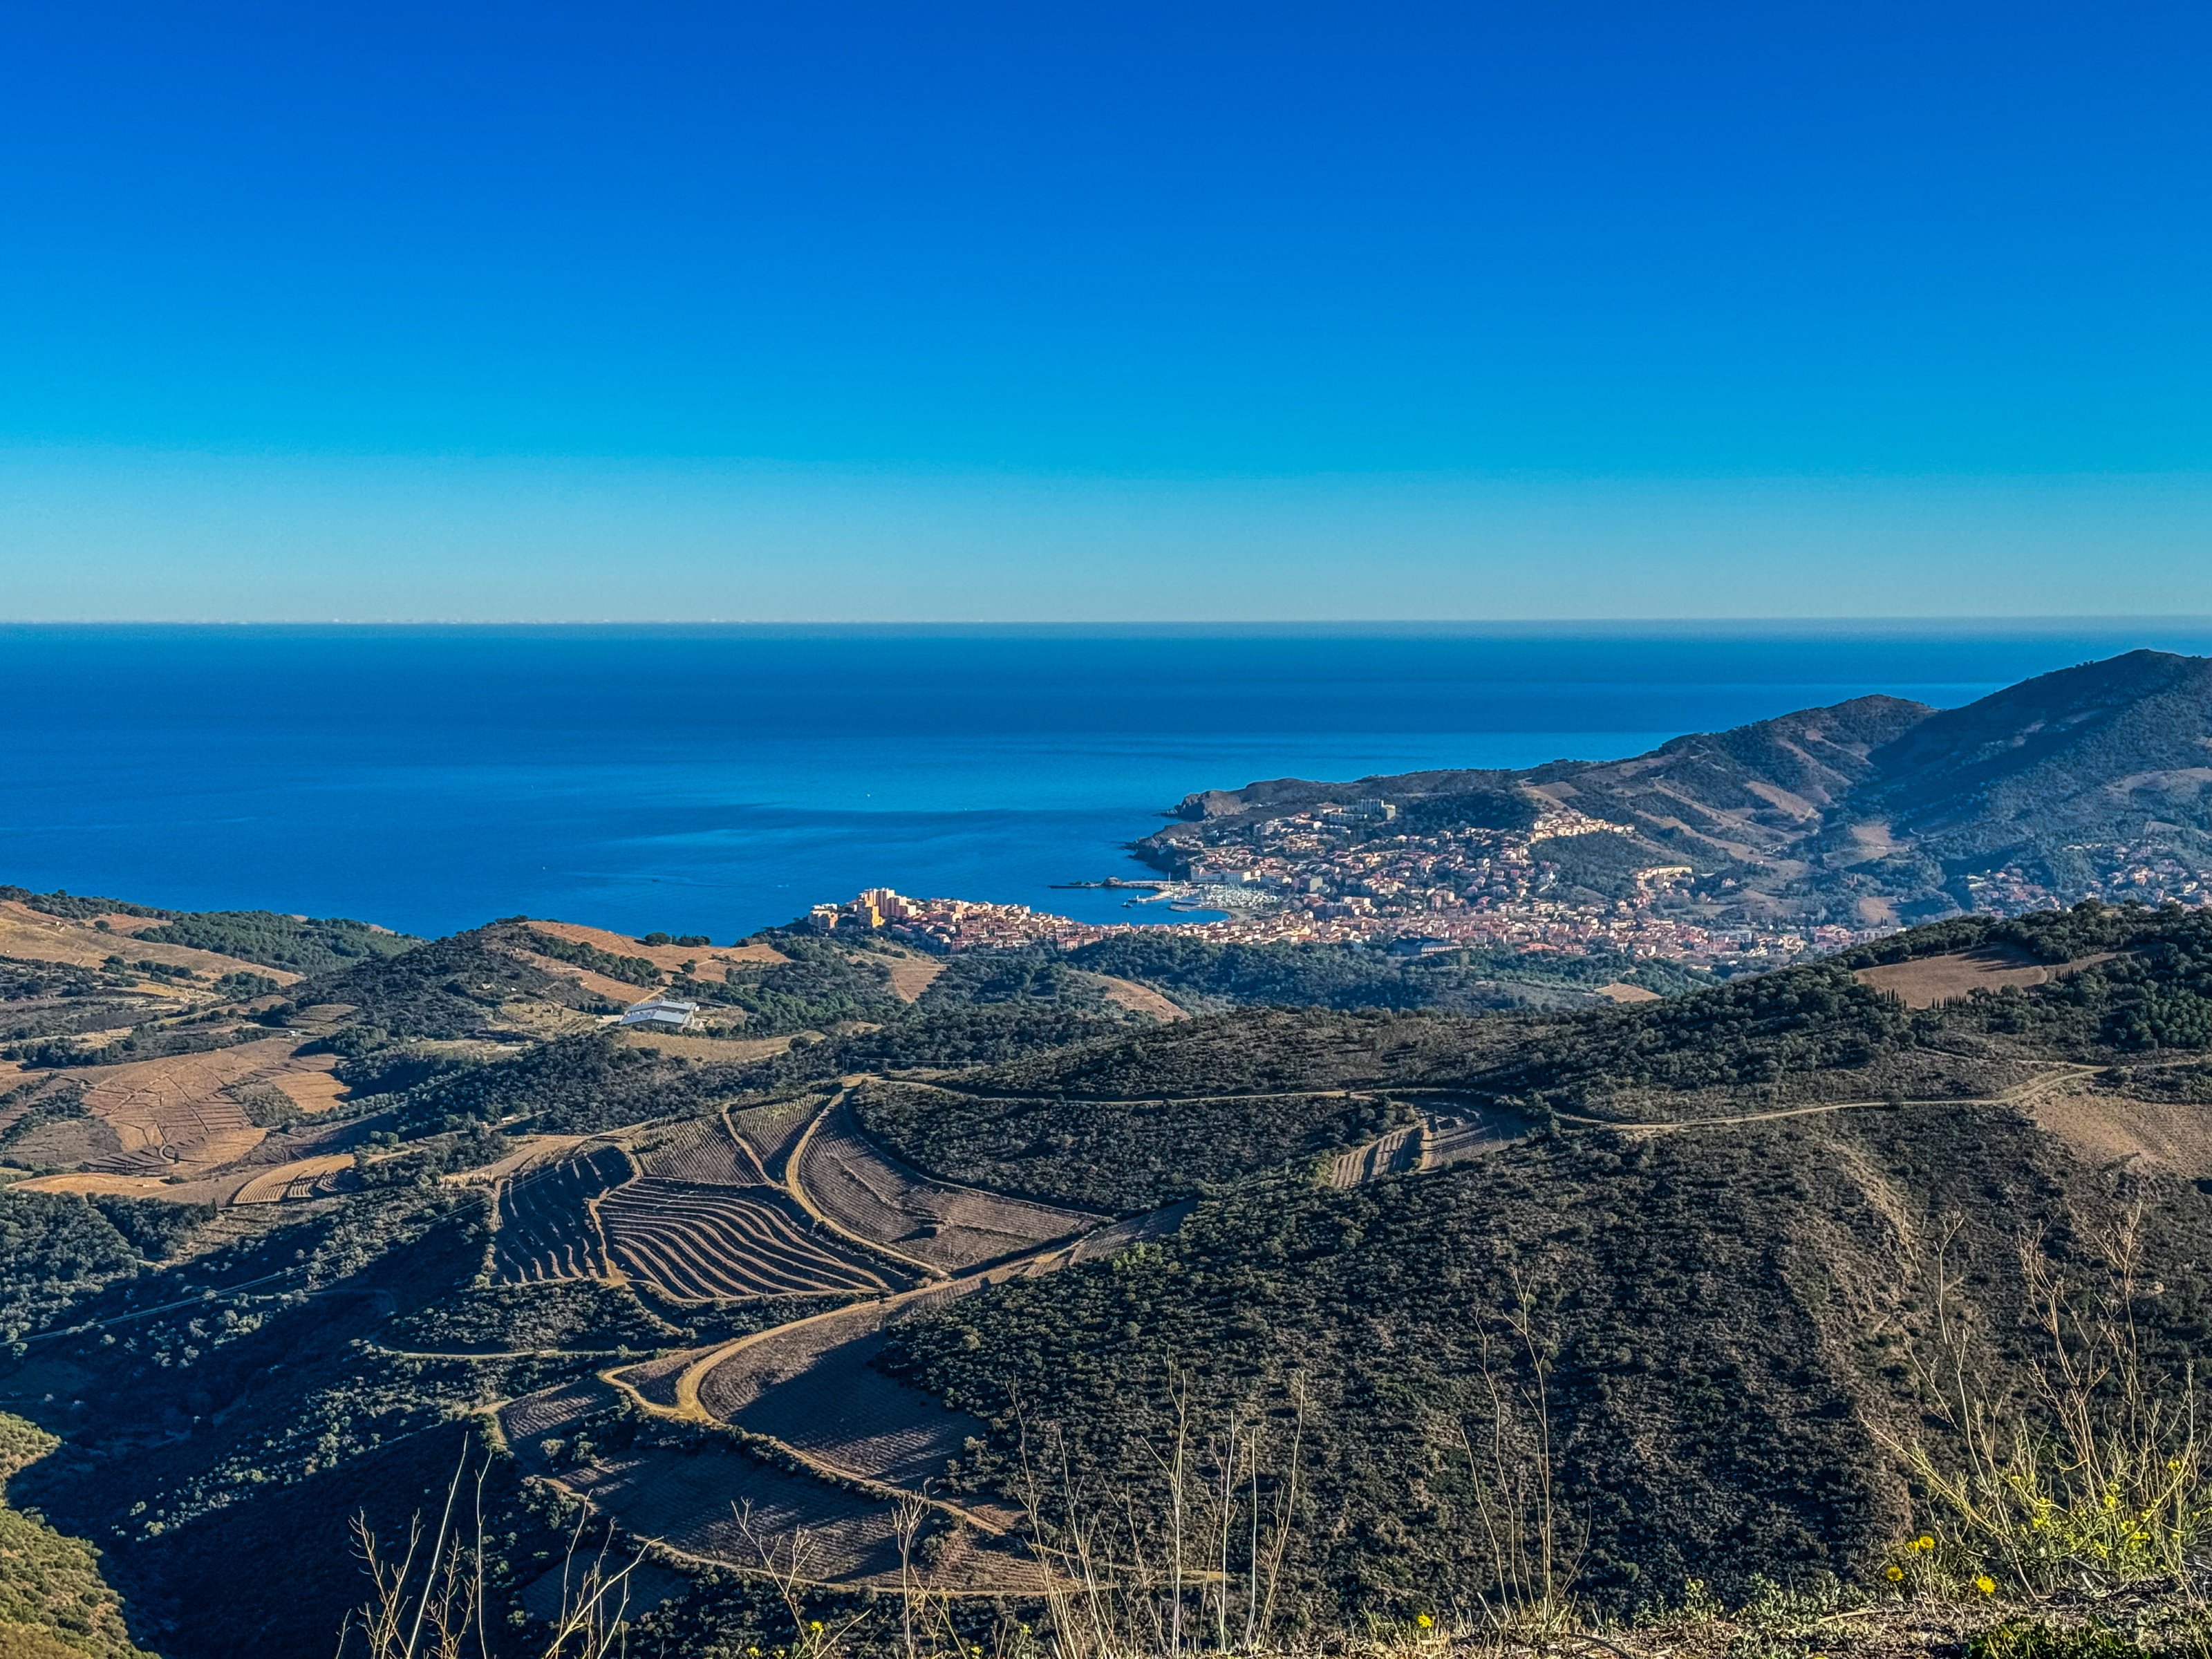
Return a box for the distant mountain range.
[1147,648,2212,929]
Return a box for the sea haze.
[6,623,2211,942]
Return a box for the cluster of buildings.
[800,877,1864,966]
[796,800,2210,973]
[808,889,1096,952]
[1124,796,1853,962]
[798,778,1883,973]
[1960,843,2208,912]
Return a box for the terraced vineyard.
[491,1143,633,1282]
[728,1095,821,1181]
[1059,1197,1195,1265]
[75,1036,339,1175]
[632,1114,770,1185]
[1324,1121,1423,1187]
[598,1179,899,1300]
[232,1153,355,1204]
[795,1099,1095,1272]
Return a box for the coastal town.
[803,761,2212,968]
[805,790,1875,966]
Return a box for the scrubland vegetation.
[1,897,2212,1659]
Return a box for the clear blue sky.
[3,2,2207,619]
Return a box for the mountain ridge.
[1145,650,2212,930]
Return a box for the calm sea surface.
[5,624,2209,942]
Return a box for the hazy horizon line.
[5,617,2211,635]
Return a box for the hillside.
[0,884,2210,1656]
[1139,650,2212,948]
[855,905,2212,1631]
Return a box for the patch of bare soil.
[2030,1086,2212,1179]
[615,1029,796,1063]
[1854,946,2118,1009]
[1593,982,1661,1004]
[614,1349,695,1409]
[727,1324,1019,1527]
[879,950,946,1004]
[1082,971,1189,1022]
[502,1378,910,1586]
[1419,1105,1535,1166]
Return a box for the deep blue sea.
[5,624,2209,943]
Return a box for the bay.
[4,622,2209,941]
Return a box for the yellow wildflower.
[1976,1575,1996,1595]
[1911,1535,1935,1552]
[809,1623,824,1634]
[1417,1614,1434,1629]
[1885,1565,1904,1583]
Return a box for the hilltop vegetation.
[0,887,413,979]
[132,911,413,975]
[959,1004,1517,1099]
[1065,933,1705,1013]
[853,1078,1403,1210]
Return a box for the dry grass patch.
[1084,971,1190,1022]
[503,944,666,1005]
[615,1029,797,1063]
[269,1053,347,1114]
[2027,1087,2212,1179]
[879,950,947,1004]
[1592,982,1662,1004]
[491,997,608,1038]
[1853,946,2117,1009]
[14,1171,194,1199]
[0,899,287,983]
[67,1035,352,1174]
[525,919,785,973]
